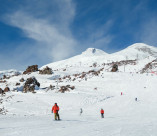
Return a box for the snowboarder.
[121,92,123,95]
[135,98,137,101]
[100,108,104,118]
[52,103,60,120]
[80,108,83,115]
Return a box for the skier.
[52,103,60,120]
[100,108,104,118]
[135,98,137,101]
[80,108,83,115]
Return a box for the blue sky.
[0,0,157,70]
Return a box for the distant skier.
[100,109,104,118]
[80,108,83,115]
[52,103,60,120]
[135,98,137,101]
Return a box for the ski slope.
[0,43,157,136]
[1,72,157,136]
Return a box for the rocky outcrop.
[39,66,53,75]
[0,88,4,94]
[102,60,136,67]
[45,85,55,91]
[0,107,7,115]
[20,78,25,82]
[60,68,104,82]
[111,64,118,72]
[140,59,157,73]
[23,65,38,74]
[23,77,40,93]
[58,86,69,93]
[58,85,75,93]
[16,83,20,86]
[4,87,10,92]
[0,80,6,83]
[93,62,97,67]
[49,85,55,90]
[3,75,6,79]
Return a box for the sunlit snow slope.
[0,43,157,136]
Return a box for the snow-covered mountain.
[81,48,108,56]
[42,43,157,72]
[41,48,108,69]
[113,43,157,60]
[1,43,157,136]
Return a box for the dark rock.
[23,77,40,93]
[0,80,6,83]
[0,88,4,94]
[4,87,10,92]
[59,86,69,93]
[69,86,75,90]
[3,75,6,79]
[39,66,53,75]
[111,64,118,72]
[20,78,25,82]
[16,83,20,86]
[93,62,97,67]
[58,85,75,93]
[140,59,157,73]
[23,65,38,74]
[46,84,55,91]
[0,107,7,115]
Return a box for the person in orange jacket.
[52,103,60,120]
[100,108,104,118]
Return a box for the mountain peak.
[113,43,157,60]
[81,48,108,56]
[127,43,153,49]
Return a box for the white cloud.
[1,0,115,70]
[4,0,77,63]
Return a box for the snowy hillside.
[1,72,157,136]
[113,43,157,60]
[0,70,21,79]
[81,48,108,56]
[0,43,157,136]
[42,43,157,70]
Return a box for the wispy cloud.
[2,0,115,70]
[81,20,114,52]
[7,11,76,61]
[2,0,77,69]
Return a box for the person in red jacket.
[52,103,60,120]
[100,108,104,118]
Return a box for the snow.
[0,43,157,136]
[1,72,157,136]
[42,43,157,70]
[113,43,157,60]
[0,69,21,78]
[81,48,108,56]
